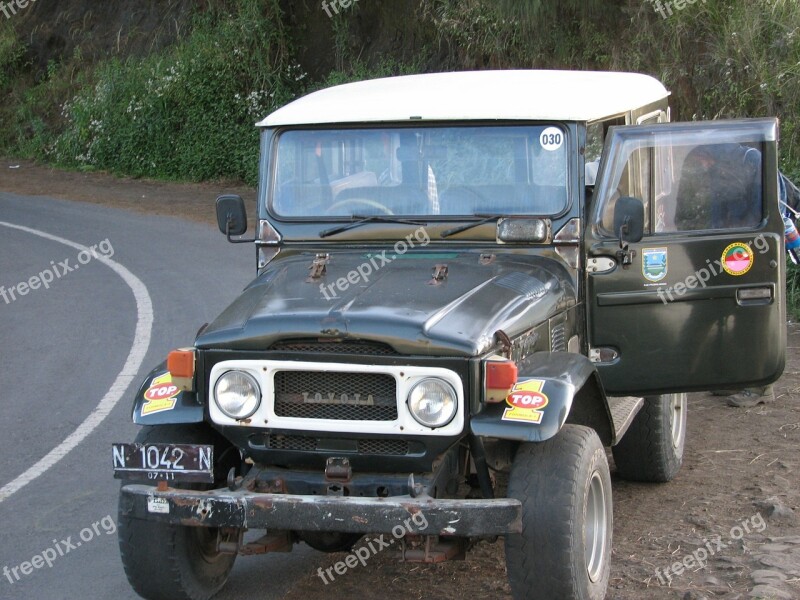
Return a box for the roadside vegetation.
[2,0,799,179]
[1,0,800,311]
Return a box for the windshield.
[271,125,569,218]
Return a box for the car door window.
[594,124,767,237]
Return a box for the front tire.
[118,424,239,600]
[505,425,612,600]
[612,392,687,482]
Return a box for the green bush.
[626,0,800,172]
[4,0,800,184]
[787,262,800,320]
[50,0,305,185]
[0,26,24,90]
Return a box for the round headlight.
[214,371,261,419]
[407,378,457,428]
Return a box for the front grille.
[266,434,409,455]
[267,434,317,451]
[357,439,409,455]
[273,371,398,421]
[270,339,397,356]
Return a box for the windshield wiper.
[440,214,503,239]
[319,215,427,238]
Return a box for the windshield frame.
[263,121,574,223]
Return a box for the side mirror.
[613,196,644,245]
[216,195,254,243]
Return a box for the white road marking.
[0,221,153,503]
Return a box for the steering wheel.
[326,198,394,216]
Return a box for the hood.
[196,250,576,356]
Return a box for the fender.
[132,362,205,425]
[471,352,614,445]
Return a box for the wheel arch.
[564,373,614,446]
[471,352,614,445]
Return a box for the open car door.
[585,118,785,396]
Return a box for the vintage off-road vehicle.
[114,70,786,600]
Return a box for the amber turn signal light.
[167,348,195,391]
[485,358,518,403]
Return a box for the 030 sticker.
[502,379,549,424]
[539,127,563,151]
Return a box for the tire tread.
[505,425,611,600]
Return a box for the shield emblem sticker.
[642,248,668,282]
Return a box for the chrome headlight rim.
[406,377,458,428]
[214,370,261,420]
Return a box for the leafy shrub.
[51,0,305,185]
[0,26,24,90]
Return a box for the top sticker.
[539,127,563,151]
[502,379,549,424]
[721,242,754,276]
[141,373,180,416]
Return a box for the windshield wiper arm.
[440,214,503,239]
[319,215,427,238]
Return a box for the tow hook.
[325,457,352,481]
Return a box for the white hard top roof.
[258,70,670,127]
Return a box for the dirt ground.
[0,159,256,226]
[2,159,798,600]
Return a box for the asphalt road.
[0,193,319,600]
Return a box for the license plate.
[112,443,214,483]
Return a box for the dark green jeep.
[114,70,786,600]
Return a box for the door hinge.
[587,257,616,273]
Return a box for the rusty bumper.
[119,484,522,537]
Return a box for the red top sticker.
[144,382,179,401]
[507,390,548,410]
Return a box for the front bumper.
[119,485,522,537]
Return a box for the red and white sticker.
[141,373,180,416]
[502,379,549,424]
[721,242,754,276]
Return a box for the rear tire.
[612,392,687,483]
[118,424,239,600]
[505,425,612,600]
